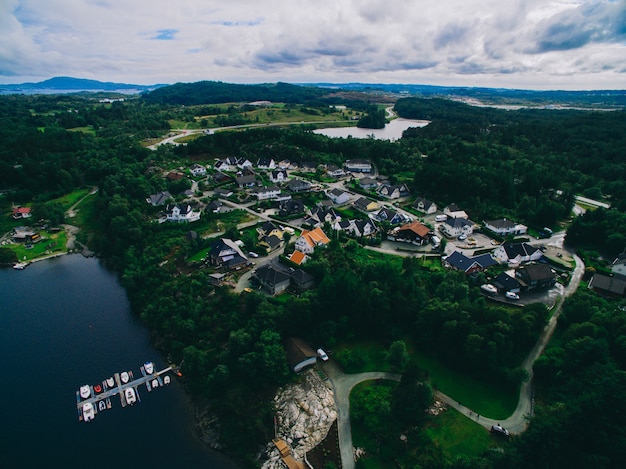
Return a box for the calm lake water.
[313,118,429,141]
[0,254,237,469]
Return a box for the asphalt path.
[321,250,584,468]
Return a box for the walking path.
[321,251,584,468]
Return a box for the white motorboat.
[125,387,137,405]
[79,385,91,399]
[83,402,95,422]
[106,377,115,388]
[163,375,171,385]
[144,361,154,374]
[151,379,159,388]
[98,400,106,411]
[120,371,129,384]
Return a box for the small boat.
[144,361,154,374]
[120,371,129,384]
[94,384,102,394]
[106,377,115,388]
[163,375,171,385]
[125,387,137,405]
[83,402,95,422]
[13,262,29,270]
[98,400,106,411]
[151,378,159,388]
[79,385,91,399]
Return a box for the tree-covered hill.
[142,81,332,105]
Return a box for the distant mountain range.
[1,77,624,108]
[0,76,165,94]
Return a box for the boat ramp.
[76,363,175,422]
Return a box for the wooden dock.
[76,365,172,419]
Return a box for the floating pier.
[76,363,173,422]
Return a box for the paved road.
[320,359,400,469]
[320,250,584,467]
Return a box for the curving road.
[320,251,584,468]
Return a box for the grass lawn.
[52,188,92,211]
[67,126,96,135]
[10,230,68,262]
[410,349,518,419]
[425,407,504,460]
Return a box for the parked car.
[316,348,329,361]
[491,424,510,436]
[458,234,467,241]
[248,252,259,258]
[505,291,520,300]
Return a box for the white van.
[435,214,448,222]
[431,236,441,247]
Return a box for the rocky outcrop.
[260,369,337,468]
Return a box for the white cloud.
[0,0,624,89]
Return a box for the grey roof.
[485,218,518,229]
[290,269,314,285]
[590,273,626,295]
[445,251,496,272]
[473,253,497,268]
[502,242,539,259]
[329,188,347,197]
[493,272,521,291]
[413,197,435,210]
[445,217,472,228]
[255,265,291,286]
[518,263,554,281]
[354,196,375,210]
[147,191,171,206]
[288,179,312,191]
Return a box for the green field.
[10,230,68,262]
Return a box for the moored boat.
[163,375,171,385]
[120,371,129,384]
[79,385,91,399]
[152,378,159,388]
[83,402,95,422]
[144,361,154,374]
[124,387,137,405]
[98,400,106,411]
[106,377,114,388]
[94,384,102,394]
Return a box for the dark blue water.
[0,254,237,469]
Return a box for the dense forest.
[2,89,626,467]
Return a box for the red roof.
[13,207,31,214]
[288,250,307,265]
[397,221,430,238]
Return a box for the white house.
[189,164,207,177]
[257,158,276,170]
[377,184,410,199]
[612,254,626,276]
[327,188,351,205]
[270,169,288,183]
[413,197,437,214]
[326,165,346,178]
[441,217,474,238]
[251,186,281,201]
[444,203,469,220]
[165,204,201,223]
[294,227,331,254]
[344,159,372,173]
[492,242,543,265]
[236,157,253,169]
[346,219,377,238]
[483,218,527,236]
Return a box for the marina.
[76,362,174,422]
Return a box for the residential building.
[326,165,346,178]
[258,234,283,253]
[208,238,248,270]
[373,208,407,225]
[278,199,305,217]
[254,265,291,295]
[251,186,281,200]
[270,169,288,183]
[257,158,276,170]
[11,207,32,219]
[287,179,312,193]
[444,203,469,219]
[344,159,372,173]
[205,200,223,213]
[413,197,437,214]
[290,269,315,292]
[441,217,474,238]
[483,218,528,236]
[189,164,207,177]
[303,206,341,227]
[388,221,431,245]
[288,250,308,266]
[611,254,626,277]
[589,273,626,296]
[516,264,556,291]
[12,227,40,244]
[377,183,410,199]
[294,227,331,254]
[235,174,258,188]
[493,242,542,265]
[353,196,380,212]
[327,188,351,205]
[165,171,184,181]
[358,177,379,190]
[346,219,377,238]
[493,272,522,293]
[165,204,201,223]
[214,187,234,198]
[236,157,253,169]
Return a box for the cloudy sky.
[1,0,625,90]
